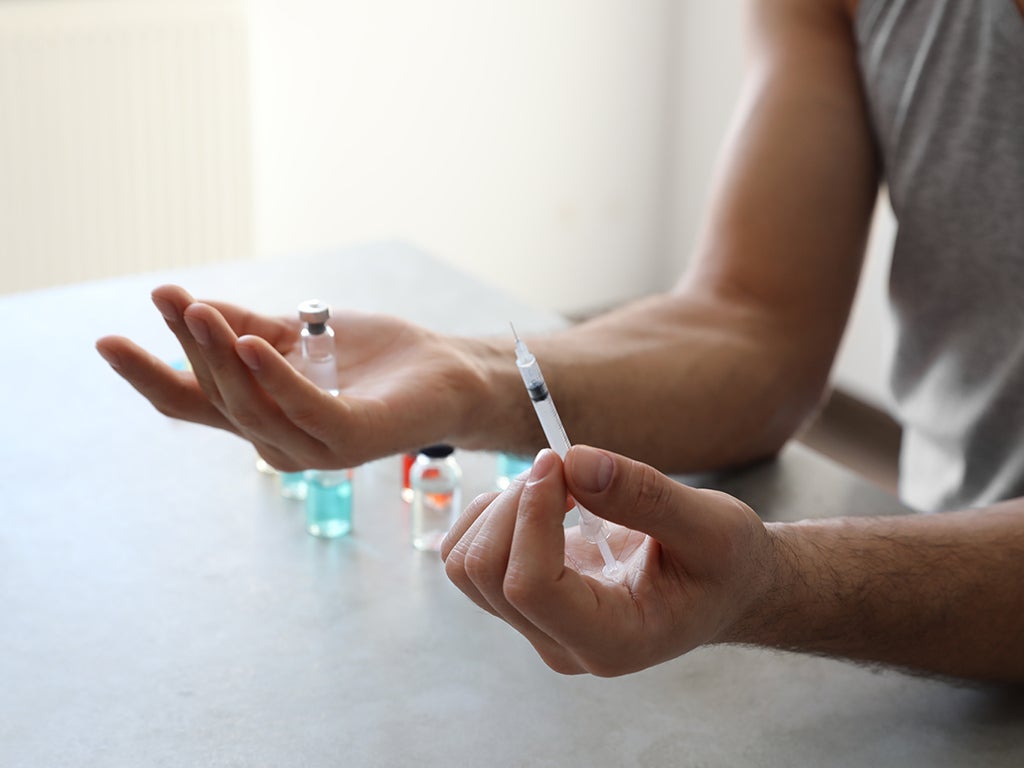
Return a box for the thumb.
[564,445,712,549]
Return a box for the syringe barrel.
[514,338,612,546]
[516,355,549,402]
[530,397,609,543]
[530,397,571,459]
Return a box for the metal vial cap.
[297,299,330,324]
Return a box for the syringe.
[511,325,622,579]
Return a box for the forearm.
[459,289,826,473]
[736,501,1024,682]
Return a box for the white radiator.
[0,0,252,295]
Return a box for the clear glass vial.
[410,445,462,551]
[496,452,534,490]
[305,469,354,538]
[280,300,339,502]
[297,299,339,395]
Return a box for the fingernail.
[526,449,558,485]
[96,345,121,369]
[236,342,260,371]
[183,313,210,346]
[152,297,178,323]
[571,446,614,493]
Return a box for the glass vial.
[496,452,534,490]
[305,469,354,538]
[410,445,462,551]
[294,299,353,536]
[298,299,339,395]
[280,470,308,500]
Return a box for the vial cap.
[298,299,330,324]
[418,444,454,458]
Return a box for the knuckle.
[231,406,263,432]
[470,491,500,510]
[697,489,757,559]
[703,489,755,529]
[151,400,179,419]
[462,541,503,590]
[274,458,305,474]
[580,645,637,678]
[501,565,542,608]
[585,661,628,678]
[443,546,470,586]
[537,651,585,676]
[256,444,306,474]
[289,403,325,431]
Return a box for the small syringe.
[511,325,622,579]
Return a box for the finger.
[184,303,328,464]
[504,450,658,675]
[504,450,601,620]
[439,470,557,563]
[151,286,224,411]
[155,285,299,352]
[564,445,745,574]
[444,477,584,673]
[201,299,300,351]
[440,490,500,561]
[443,489,516,619]
[95,336,236,431]
[235,334,365,451]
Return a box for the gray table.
[2,244,1022,767]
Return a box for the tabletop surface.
[2,243,1022,767]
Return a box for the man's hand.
[441,446,779,676]
[95,284,495,470]
[441,446,1024,683]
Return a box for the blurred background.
[0,0,897,470]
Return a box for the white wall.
[666,0,747,283]
[0,0,251,296]
[247,0,675,315]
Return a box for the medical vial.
[410,445,462,551]
[280,471,308,499]
[401,452,417,502]
[295,299,352,535]
[298,299,339,395]
[496,452,533,490]
[305,469,353,538]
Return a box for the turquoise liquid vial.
[279,471,308,500]
[496,452,534,490]
[305,469,353,538]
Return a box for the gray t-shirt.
[855,0,1024,511]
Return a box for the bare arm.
[743,501,1024,680]
[467,0,879,472]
